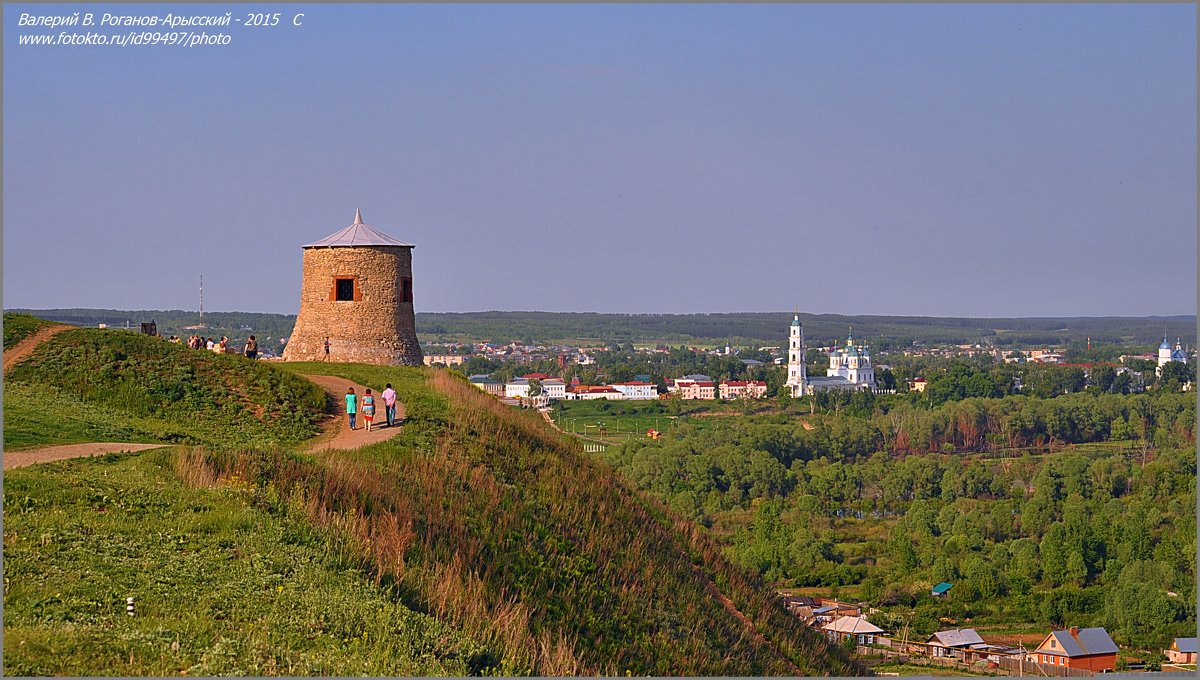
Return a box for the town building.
[719,380,768,400]
[282,209,423,364]
[568,385,623,400]
[909,378,927,393]
[468,374,504,397]
[611,381,657,400]
[786,316,877,396]
[540,378,567,400]
[1031,627,1118,673]
[677,380,716,400]
[424,353,467,366]
[505,377,531,399]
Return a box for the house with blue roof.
[931,582,953,597]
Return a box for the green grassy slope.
[4,329,326,450]
[4,312,57,349]
[2,449,495,676]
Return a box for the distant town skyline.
[4,4,1195,317]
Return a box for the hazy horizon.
[5,4,1196,318]
[8,305,1196,323]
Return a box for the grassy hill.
[4,327,325,450]
[4,312,58,349]
[4,321,863,675]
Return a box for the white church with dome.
[785,315,877,397]
[1157,336,1188,375]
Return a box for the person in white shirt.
[381,383,398,427]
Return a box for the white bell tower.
[786,314,808,397]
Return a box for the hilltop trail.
[4,443,169,470]
[3,324,72,373]
[302,374,406,452]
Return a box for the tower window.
[333,277,357,301]
[401,277,413,303]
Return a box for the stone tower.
[282,209,423,365]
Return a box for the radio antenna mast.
[199,275,204,327]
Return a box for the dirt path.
[302,374,407,452]
[4,443,169,470]
[3,324,72,373]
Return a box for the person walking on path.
[361,389,376,432]
[323,337,331,361]
[345,387,358,430]
[244,335,258,360]
[381,383,397,427]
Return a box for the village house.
[926,628,985,660]
[909,377,926,392]
[821,616,885,646]
[931,582,953,597]
[1165,637,1197,665]
[719,380,768,399]
[1031,627,1118,673]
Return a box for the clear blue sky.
[4,3,1195,317]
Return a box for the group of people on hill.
[176,334,258,359]
[343,383,398,432]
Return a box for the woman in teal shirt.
[345,387,358,430]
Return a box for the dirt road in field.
[3,324,73,373]
[302,374,407,452]
[4,443,169,470]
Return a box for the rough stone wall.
[282,246,424,365]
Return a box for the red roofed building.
[569,385,623,400]
[719,380,768,400]
[678,381,716,400]
[521,372,554,381]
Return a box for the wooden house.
[926,628,985,659]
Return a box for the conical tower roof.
[303,209,415,248]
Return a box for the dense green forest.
[10,308,1195,349]
[595,390,1197,656]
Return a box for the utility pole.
[199,274,205,327]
